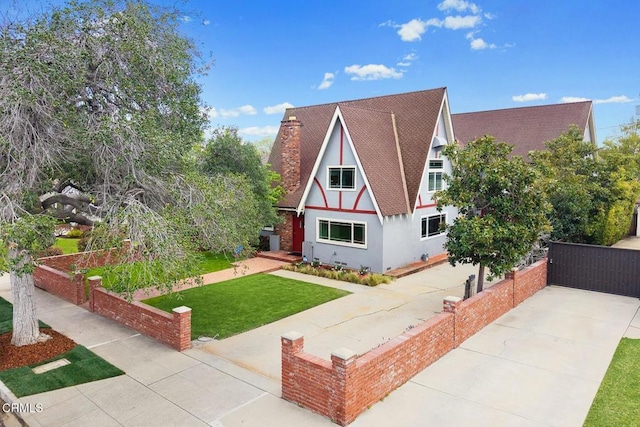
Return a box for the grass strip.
[0,297,48,334]
[584,338,640,426]
[54,238,80,254]
[0,345,124,397]
[144,273,350,339]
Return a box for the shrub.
[37,246,64,258]
[66,229,84,238]
[362,273,391,286]
[343,272,361,283]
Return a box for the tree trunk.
[9,249,41,346]
[477,264,485,293]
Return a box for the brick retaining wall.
[281,259,548,425]
[34,241,131,305]
[88,277,192,351]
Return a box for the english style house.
[267,88,457,273]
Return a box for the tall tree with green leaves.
[0,0,259,346]
[531,125,640,245]
[436,136,550,291]
[201,127,284,229]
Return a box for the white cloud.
[397,62,411,67]
[561,95,632,104]
[344,64,403,81]
[403,52,418,61]
[318,72,335,90]
[239,126,279,137]
[263,102,295,114]
[202,19,210,26]
[560,96,590,103]
[179,15,192,23]
[378,20,395,27]
[218,105,257,118]
[444,15,482,30]
[397,18,442,42]
[201,106,218,118]
[512,93,547,102]
[466,32,496,50]
[238,105,257,115]
[438,0,480,14]
[484,12,497,19]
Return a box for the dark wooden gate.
[548,241,640,297]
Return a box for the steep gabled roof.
[268,88,447,213]
[451,101,595,158]
[339,105,410,216]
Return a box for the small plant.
[343,272,361,283]
[361,273,389,286]
[65,228,84,238]
[311,258,322,268]
[359,265,370,276]
[332,264,344,272]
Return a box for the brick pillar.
[443,296,462,348]
[331,347,358,426]
[72,272,86,304]
[280,116,302,193]
[443,296,462,313]
[88,276,102,312]
[281,331,305,401]
[172,306,192,351]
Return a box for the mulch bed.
[0,328,77,371]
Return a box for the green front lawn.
[584,338,640,426]
[0,297,123,397]
[0,345,124,397]
[54,237,80,254]
[143,273,350,339]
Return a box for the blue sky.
[5,0,639,143]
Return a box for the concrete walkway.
[1,261,639,426]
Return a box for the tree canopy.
[530,125,640,245]
[200,127,284,229]
[436,136,551,291]
[0,0,262,345]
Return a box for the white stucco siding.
[302,209,383,272]
[305,122,376,213]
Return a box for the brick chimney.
[280,116,302,193]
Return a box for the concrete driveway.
[352,285,640,427]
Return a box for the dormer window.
[428,160,444,192]
[328,166,356,190]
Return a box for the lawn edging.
[88,277,192,351]
[281,259,548,426]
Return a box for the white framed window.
[317,218,366,248]
[328,166,356,190]
[421,213,446,239]
[428,159,444,192]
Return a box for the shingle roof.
[451,101,594,159]
[268,88,447,214]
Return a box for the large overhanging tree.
[435,136,551,292]
[0,0,262,346]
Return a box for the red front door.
[292,214,304,253]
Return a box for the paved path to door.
[2,262,639,426]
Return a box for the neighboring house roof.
[451,101,595,158]
[268,88,449,213]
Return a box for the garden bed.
[282,263,392,286]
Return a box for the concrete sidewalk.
[1,262,639,426]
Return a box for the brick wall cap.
[282,331,304,341]
[87,276,102,281]
[331,347,357,361]
[443,296,462,303]
[172,306,191,314]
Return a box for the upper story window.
[328,166,356,190]
[428,159,444,192]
